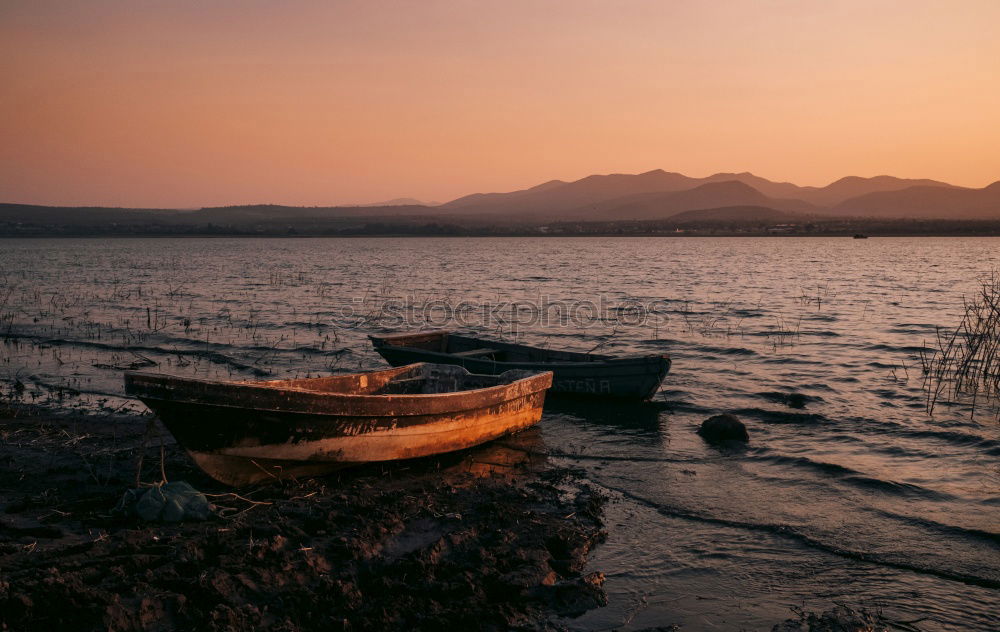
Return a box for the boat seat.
[452,348,499,358]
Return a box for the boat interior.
[374,331,611,363]
[249,363,541,396]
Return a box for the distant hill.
[186,204,435,223]
[0,202,439,232]
[699,172,811,201]
[440,169,705,214]
[436,178,569,213]
[360,198,440,207]
[833,181,1000,218]
[571,181,816,220]
[809,176,959,207]
[698,173,957,207]
[0,203,183,224]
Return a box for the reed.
[920,270,1000,418]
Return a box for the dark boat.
[369,331,670,400]
[124,363,552,486]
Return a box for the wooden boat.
[369,331,670,400]
[124,363,552,486]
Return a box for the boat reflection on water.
[447,426,548,479]
[543,398,667,436]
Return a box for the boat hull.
[125,365,551,486]
[370,332,670,400]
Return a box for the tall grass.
[921,270,1000,418]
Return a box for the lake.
[1,236,998,630]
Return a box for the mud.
[0,407,607,631]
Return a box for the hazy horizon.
[2,1,998,207]
[0,168,993,210]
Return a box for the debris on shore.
[0,411,608,631]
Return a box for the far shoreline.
[3,231,1000,239]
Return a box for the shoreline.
[4,232,1000,239]
[0,403,972,631]
[0,406,609,631]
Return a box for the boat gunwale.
[126,389,546,422]
[374,350,668,370]
[124,364,554,411]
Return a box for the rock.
[161,497,187,523]
[113,482,213,522]
[165,481,213,521]
[785,392,808,408]
[697,414,749,444]
[135,486,167,521]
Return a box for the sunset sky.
[2,0,998,207]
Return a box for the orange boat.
[124,363,553,486]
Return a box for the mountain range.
[438,170,995,220]
[2,171,999,231]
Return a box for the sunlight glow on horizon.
[1,0,998,207]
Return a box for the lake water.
[1,236,998,630]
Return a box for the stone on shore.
[697,413,749,444]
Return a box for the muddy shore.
[0,405,608,631]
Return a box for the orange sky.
[2,1,998,207]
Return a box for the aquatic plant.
[920,269,1000,418]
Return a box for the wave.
[754,391,825,407]
[870,508,1000,547]
[830,375,860,383]
[668,342,758,357]
[749,453,860,477]
[864,344,930,354]
[656,400,714,415]
[3,333,272,376]
[746,453,955,501]
[545,450,718,466]
[758,356,816,366]
[856,417,999,453]
[841,474,956,500]
[888,323,941,333]
[592,479,1000,590]
[730,407,828,425]
[794,382,839,392]
[804,314,838,322]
